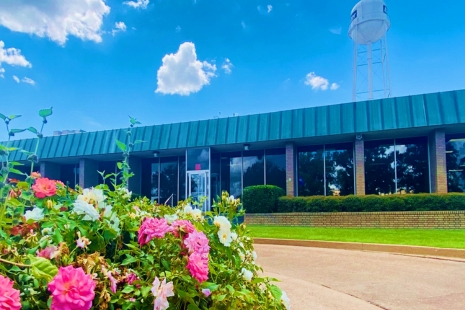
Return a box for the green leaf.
[187,304,201,310]
[161,258,170,270]
[29,256,58,282]
[52,229,64,244]
[116,140,127,152]
[39,107,53,118]
[141,286,151,298]
[10,129,26,134]
[133,140,145,145]
[0,113,6,120]
[27,127,38,134]
[129,116,141,125]
[122,255,138,266]
[8,115,21,120]
[9,161,24,167]
[9,168,24,176]
[122,285,134,294]
[269,285,282,301]
[117,162,123,170]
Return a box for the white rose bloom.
[218,229,233,247]
[24,207,45,222]
[241,268,253,282]
[281,291,291,310]
[77,188,106,209]
[191,208,203,221]
[183,204,193,215]
[118,187,132,199]
[72,201,100,221]
[239,251,245,262]
[41,227,53,235]
[103,205,120,234]
[230,232,238,241]
[164,214,178,224]
[252,251,257,261]
[213,216,231,231]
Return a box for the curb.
[253,238,465,260]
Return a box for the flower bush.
[0,111,290,309]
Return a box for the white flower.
[252,251,257,261]
[213,216,231,231]
[241,268,253,282]
[281,291,291,310]
[103,205,120,234]
[24,207,44,222]
[183,204,193,215]
[118,187,132,200]
[191,208,203,221]
[164,214,178,224]
[218,229,233,247]
[41,227,53,235]
[77,188,106,209]
[72,200,100,221]
[239,251,245,262]
[231,232,238,241]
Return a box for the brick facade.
[354,139,365,195]
[245,211,465,229]
[79,159,99,188]
[429,130,448,193]
[285,143,295,197]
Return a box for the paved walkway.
[255,244,465,310]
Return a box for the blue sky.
[0,0,465,141]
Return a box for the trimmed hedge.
[277,194,465,213]
[243,185,286,213]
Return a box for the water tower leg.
[352,42,357,102]
[367,43,373,100]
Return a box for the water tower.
[349,0,392,101]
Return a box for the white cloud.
[0,41,31,68]
[0,0,110,45]
[22,77,35,85]
[267,5,273,13]
[304,72,339,91]
[13,75,19,83]
[329,27,342,35]
[123,0,149,9]
[222,58,233,74]
[175,25,182,33]
[112,22,127,36]
[257,5,273,14]
[241,21,246,29]
[0,68,4,78]
[155,42,217,96]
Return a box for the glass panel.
[265,149,286,191]
[364,140,396,195]
[179,157,186,202]
[60,164,79,189]
[325,143,354,196]
[446,135,465,192]
[243,150,265,188]
[220,152,242,199]
[298,146,324,196]
[159,158,178,206]
[151,163,159,203]
[395,137,429,193]
[211,152,221,201]
[188,172,209,210]
[187,148,210,171]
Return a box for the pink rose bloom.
[138,218,172,246]
[126,273,138,285]
[48,266,96,310]
[107,271,117,293]
[32,178,57,199]
[171,220,195,237]
[151,277,174,310]
[202,288,211,297]
[37,245,59,259]
[183,231,210,256]
[0,274,21,310]
[187,252,209,283]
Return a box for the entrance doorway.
[187,171,210,211]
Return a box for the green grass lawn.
[247,226,465,249]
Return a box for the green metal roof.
[7,89,465,161]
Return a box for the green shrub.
[276,193,465,213]
[242,185,285,213]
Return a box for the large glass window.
[179,157,186,201]
[243,150,264,188]
[159,157,178,206]
[365,137,429,195]
[151,162,160,203]
[220,152,242,198]
[446,134,465,192]
[211,153,221,201]
[60,164,79,189]
[265,149,286,191]
[187,148,210,171]
[325,143,354,196]
[298,146,325,196]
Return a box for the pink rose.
[187,252,209,283]
[48,266,96,310]
[184,231,210,256]
[171,220,195,238]
[0,275,21,310]
[138,218,172,246]
[37,245,59,260]
[32,178,57,199]
[152,277,174,310]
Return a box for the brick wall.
[429,130,448,193]
[285,143,295,197]
[245,211,465,229]
[354,139,365,195]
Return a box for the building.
[5,89,465,209]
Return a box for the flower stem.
[0,257,31,268]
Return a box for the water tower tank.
[349,0,390,45]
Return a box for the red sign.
[195,164,201,170]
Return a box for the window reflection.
[151,162,159,203]
[446,135,465,192]
[187,148,209,171]
[365,140,396,195]
[298,146,325,196]
[243,150,264,188]
[160,158,178,206]
[220,152,242,198]
[325,143,354,196]
[265,149,286,191]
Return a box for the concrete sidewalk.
[256,244,465,310]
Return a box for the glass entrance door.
[187,171,210,211]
